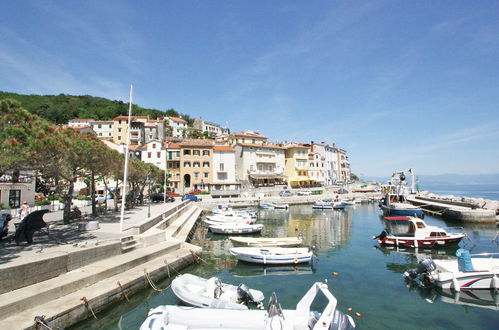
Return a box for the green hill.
[0,91,191,124]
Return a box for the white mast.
[119,84,133,232]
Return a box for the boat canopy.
[383,216,411,221]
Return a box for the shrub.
[74,195,91,201]
[0,203,12,210]
[35,199,51,206]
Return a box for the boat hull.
[377,236,463,248]
[230,247,313,265]
[209,224,264,235]
[381,205,424,217]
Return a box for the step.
[0,239,182,320]
[0,244,202,330]
[175,208,203,241]
[164,206,199,239]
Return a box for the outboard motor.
[373,230,388,241]
[404,258,437,288]
[237,283,256,305]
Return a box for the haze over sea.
[420,184,499,201]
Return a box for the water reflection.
[230,263,316,277]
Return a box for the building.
[308,151,327,186]
[68,118,93,128]
[0,171,36,209]
[166,116,188,138]
[211,144,240,195]
[90,120,113,140]
[165,142,181,191]
[284,144,313,188]
[112,115,149,145]
[144,118,166,143]
[140,140,166,170]
[178,139,214,192]
[192,118,229,138]
[335,148,351,183]
[227,131,268,146]
[234,142,286,187]
[312,142,339,186]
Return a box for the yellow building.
[165,142,181,191]
[227,131,267,146]
[112,115,149,145]
[178,139,214,192]
[284,144,312,188]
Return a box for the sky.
[1,1,498,177]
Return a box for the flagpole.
[120,84,133,232]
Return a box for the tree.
[350,173,360,181]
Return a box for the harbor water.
[71,203,499,329]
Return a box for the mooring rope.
[34,316,53,330]
[144,269,170,292]
[80,296,98,319]
[117,281,130,303]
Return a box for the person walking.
[19,201,30,221]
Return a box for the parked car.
[297,190,312,196]
[279,190,293,197]
[181,194,201,202]
[149,193,175,203]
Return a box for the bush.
[47,194,61,201]
[0,203,11,210]
[312,190,323,195]
[74,195,91,201]
[35,199,51,206]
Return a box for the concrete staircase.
[0,202,204,329]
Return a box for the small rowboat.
[209,223,264,235]
[230,247,313,265]
[171,274,264,310]
[229,236,302,247]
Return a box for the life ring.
[293,257,299,264]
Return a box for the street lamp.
[147,174,152,218]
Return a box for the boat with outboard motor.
[170,274,264,310]
[404,249,499,291]
[230,246,314,265]
[229,236,303,247]
[209,223,264,235]
[140,282,355,330]
[373,216,466,248]
[258,202,288,209]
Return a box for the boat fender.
[293,257,299,264]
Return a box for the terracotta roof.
[90,120,113,123]
[168,116,188,123]
[213,145,234,152]
[113,115,149,120]
[164,142,180,149]
[179,139,214,147]
[236,143,285,150]
[284,144,310,150]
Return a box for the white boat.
[259,202,288,209]
[404,250,499,291]
[273,203,289,209]
[209,223,264,235]
[205,213,255,224]
[230,236,303,247]
[230,247,313,264]
[171,274,264,310]
[204,217,256,226]
[140,282,356,330]
[312,200,333,209]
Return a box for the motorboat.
[230,246,313,265]
[171,274,264,310]
[258,202,275,209]
[404,249,499,291]
[206,212,254,222]
[209,223,264,235]
[212,204,258,219]
[312,200,333,209]
[273,203,289,209]
[229,236,303,247]
[140,282,356,330]
[373,216,465,248]
[204,217,257,226]
[379,169,424,217]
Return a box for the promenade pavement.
[0,199,184,264]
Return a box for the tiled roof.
[213,145,234,152]
[164,142,180,149]
[284,144,310,149]
[236,143,285,150]
[168,116,188,123]
[179,139,214,147]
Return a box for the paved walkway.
[0,200,183,264]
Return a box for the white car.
[297,190,312,196]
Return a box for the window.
[252,139,255,144]
[118,128,122,132]
[157,152,161,158]
[219,163,224,171]
[176,151,180,157]
[9,190,21,208]
[109,124,112,128]
[118,136,121,140]
[98,124,102,129]
[152,143,156,149]
[118,120,122,124]
[194,172,199,179]
[184,161,191,168]
[175,162,180,168]
[99,133,102,136]
[148,152,152,158]
[203,162,209,168]
[203,150,210,156]
[183,149,191,155]
[168,163,173,169]
[204,172,209,178]
[193,162,200,168]
[193,150,200,156]
[168,152,173,160]
[108,133,111,136]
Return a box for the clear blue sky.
[1,1,498,177]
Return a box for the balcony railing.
[0,175,33,183]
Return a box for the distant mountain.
[365,173,499,185]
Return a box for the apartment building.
[178,139,214,192]
[165,142,181,190]
[0,171,36,208]
[90,120,113,140]
[166,116,188,138]
[284,144,313,187]
[211,144,239,194]
[312,142,339,185]
[68,118,92,128]
[192,118,229,138]
[140,140,166,170]
[227,131,268,146]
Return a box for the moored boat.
[229,236,303,247]
[373,216,466,248]
[209,223,264,235]
[171,273,264,310]
[140,282,356,330]
[312,200,333,209]
[230,246,313,264]
[404,250,499,291]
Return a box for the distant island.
[366,173,499,185]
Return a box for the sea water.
[71,204,499,330]
[421,183,499,201]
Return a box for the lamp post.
[147,174,152,218]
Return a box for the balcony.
[0,174,33,184]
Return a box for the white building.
[234,143,286,187]
[68,118,92,128]
[308,151,327,185]
[166,116,188,138]
[211,145,239,192]
[312,142,339,185]
[193,118,229,138]
[140,140,166,170]
[0,171,36,209]
[90,120,113,140]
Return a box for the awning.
[249,173,286,179]
[290,176,312,182]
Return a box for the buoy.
[347,308,353,312]
[293,257,299,264]
[332,272,339,276]
[355,312,361,317]
[294,225,299,232]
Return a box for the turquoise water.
[421,184,499,201]
[71,204,499,329]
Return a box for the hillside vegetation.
[0,91,191,124]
